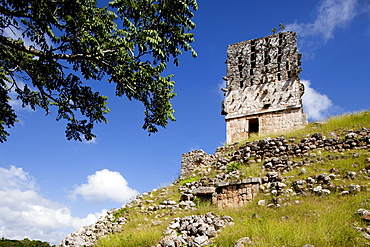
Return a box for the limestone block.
[192,187,216,195]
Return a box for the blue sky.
[0,0,369,244]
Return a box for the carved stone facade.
[222,31,307,144]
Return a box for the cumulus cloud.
[0,165,37,190]
[0,165,105,245]
[70,169,138,205]
[286,0,358,42]
[301,79,333,121]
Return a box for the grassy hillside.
[96,111,370,247]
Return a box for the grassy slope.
[97,111,370,247]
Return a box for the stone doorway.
[249,118,259,134]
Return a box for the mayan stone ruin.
[222,31,308,144]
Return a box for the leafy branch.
[0,0,198,142]
[271,23,286,34]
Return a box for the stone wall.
[180,150,216,179]
[216,128,370,160]
[187,179,261,208]
[222,31,307,143]
[212,179,260,207]
[226,108,308,143]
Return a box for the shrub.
[227,162,241,173]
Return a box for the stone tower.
[222,31,307,144]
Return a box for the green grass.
[96,222,164,247]
[317,110,370,133]
[178,176,202,186]
[284,110,370,140]
[208,193,369,246]
[240,162,263,178]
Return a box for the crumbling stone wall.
[180,150,216,179]
[159,213,234,247]
[222,31,307,143]
[212,179,260,207]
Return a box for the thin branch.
[6,73,18,91]
[0,35,116,61]
[6,65,19,73]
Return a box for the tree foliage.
[0,0,198,142]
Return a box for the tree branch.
[0,35,116,61]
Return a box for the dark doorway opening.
[249,118,259,134]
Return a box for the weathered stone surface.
[234,237,253,246]
[158,213,233,247]
[180,150,216,179]
[58,208,126,247]
[356,208,370,221]
[192,187,216,195]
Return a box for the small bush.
[227,162,241,173]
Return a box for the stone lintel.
[192,187,216,195]
[241,178,261,184]
[217,178,261,188]
[217,182,229,187]
[225,107,301,121]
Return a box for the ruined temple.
[222,31,307,144]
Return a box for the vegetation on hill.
[0,238,53,247]
[93,111,370,246]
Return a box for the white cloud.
[70,169,138,205]
[0,165,37,190]
[83,136,98,144]
[302,79,333,121]
[286,0,358,42]
[0,165,105,245]
[217,80,227,99]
